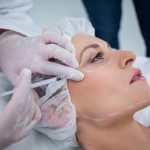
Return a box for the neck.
[77,117,150,150]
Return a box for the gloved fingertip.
[19,68,32,85]
[65,41,76,54]
[21,68,31,78]
[68,71,85,81]
[62,34,76,52]
[16,68,32,86]
[71,58,79,68]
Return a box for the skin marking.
[91,118,106,122]
[80,99,150,123]
[124,105,135,110]
[108,112,120,117]
[137,100,149,104]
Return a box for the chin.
[133,80,150,96]
[128,85,150,111]
[135,90,150,111]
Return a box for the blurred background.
[29,0,145,56]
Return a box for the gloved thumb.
[3,68,32,120]
[9,68,32,108]
[16,68,31,87]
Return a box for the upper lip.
[130,68,143,84]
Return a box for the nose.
[117,50,136,68]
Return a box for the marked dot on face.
[137,99,149,104]
[124,105,135,110]
[91,118,106,122]
[81,114,91,120]
[108,112,120,117]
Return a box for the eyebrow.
[79,43,100,63]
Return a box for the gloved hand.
[0,68,41,149]
[0,28,84,85]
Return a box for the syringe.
[0,75,67,97]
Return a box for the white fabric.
[56,17,95,39]
[35,79,78,149]
[134,56,150,127]
[0,0,40,36]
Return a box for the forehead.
[71,34,106,59]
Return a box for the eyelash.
[91,51,104,63]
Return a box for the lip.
[130,68,146,84]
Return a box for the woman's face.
[68,34,150,122]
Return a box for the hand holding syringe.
[0,70,67,147]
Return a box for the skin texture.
[67,34,150,150]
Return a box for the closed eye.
[90,51,104,63]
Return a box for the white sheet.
[134,56,150,127]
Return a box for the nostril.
[125,58,134,66]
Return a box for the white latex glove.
[0,68,41,149]
[0,28,84,85]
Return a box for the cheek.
[68,69,119,117]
